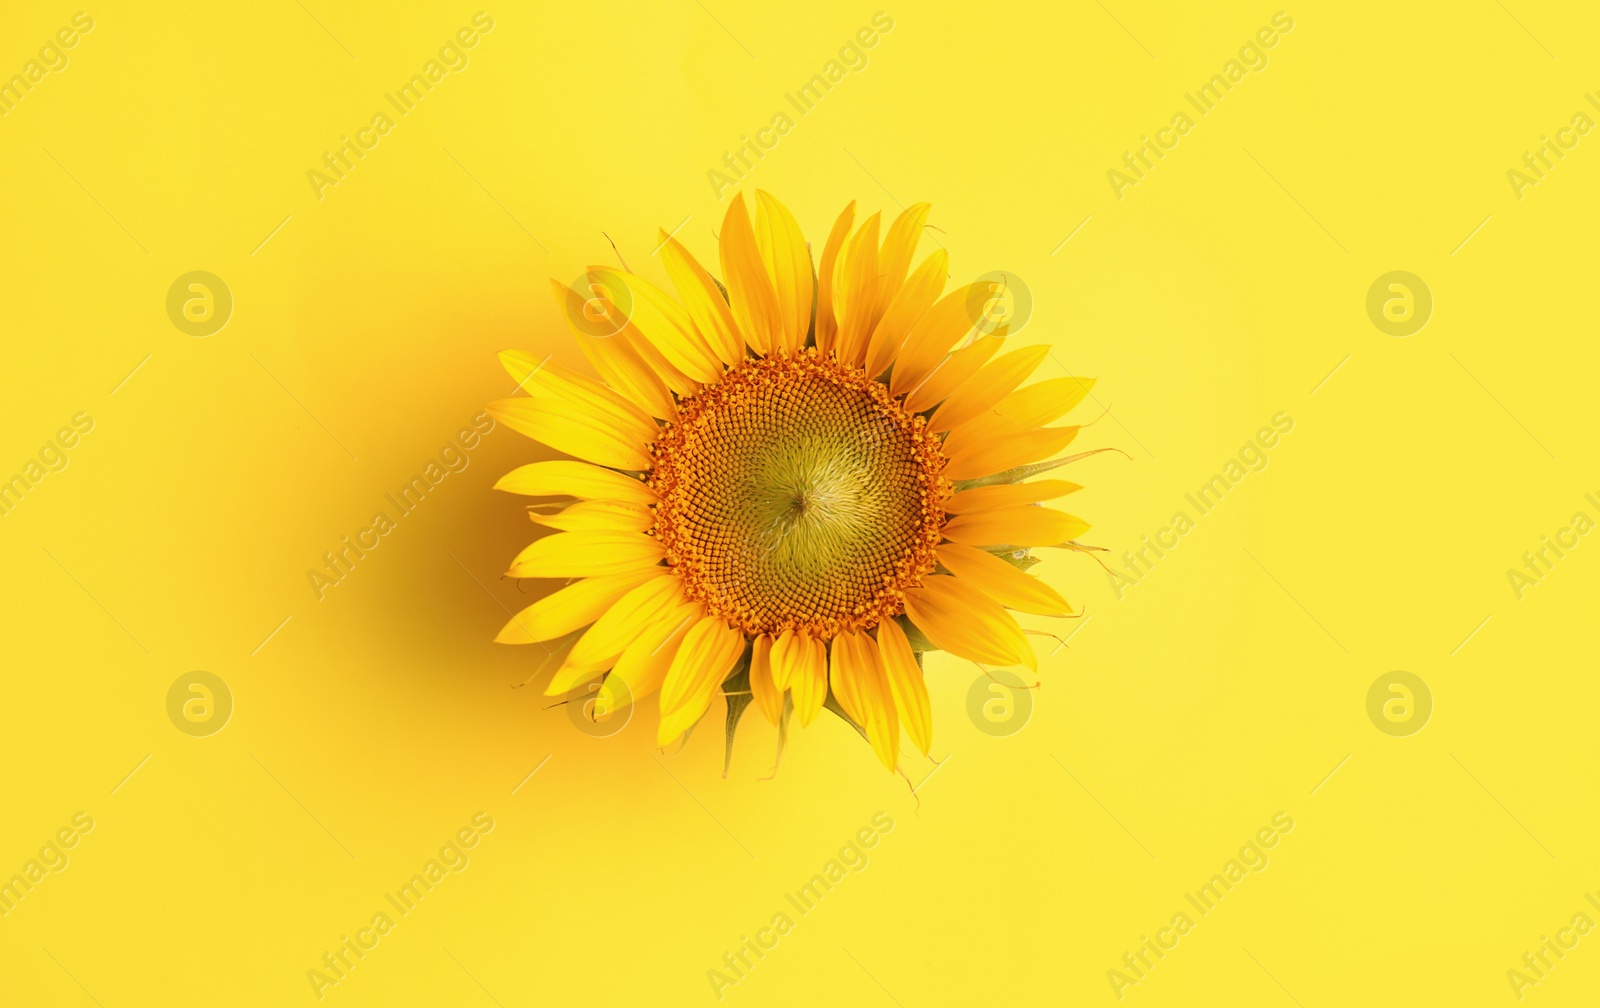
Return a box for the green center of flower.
[649,350,948,638]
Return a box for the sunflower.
[489,192,1098,770]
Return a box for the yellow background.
[2,1,1597,1005]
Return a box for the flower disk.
[650,349,948,639]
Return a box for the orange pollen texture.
[647,349,950,639]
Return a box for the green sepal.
[951,447,1125,491]
[805,241,818,347]
[895,614,938,653]
[768,693,794,777]
[822,692,867,740]
[720,657,752,778]
[992,547,1041,571]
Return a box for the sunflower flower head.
[489,192,1099,771]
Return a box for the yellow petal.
[499,350,654,429]
[572,325,677,420]
[498,347,552,389]
[493,569,659,645]
[829,633,866,723]
[945,480,1081,514]
[864,248,948,379]
[943,426,1081,481]
[834,631,898,769]
[544,663,605,698]
[889,284,987,398]
[908,576,1030,672]
[508,530,663,579]
[528,500,652,533]
[785,631,827,726]
[618,323,698,396]
[658,232,744,365]
[949,377,1096,443]
[833,212,882,367]
[769,628,796,691]
[876,620,931,756]
[658,616,746,746]
[878,202,931,299]
[494,373,658,445]
[858,640,901,770]
[719,193,783,355]
[903,574,1035,670]
[902,333,1005,413]
[936,542,1074,616]
[526,627,585,690]
[749,634,781,725]
[487,397,652,471]
[589,269,722,385]
[929,345,1051,432]
[941,505,1090,547]
[554,575,685,687]
[814,202,856,353]
[596,600,702,713]
[755,191,814,355]
[551,279,675,418]
[571,270,699,397]
[494,460,655,505]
